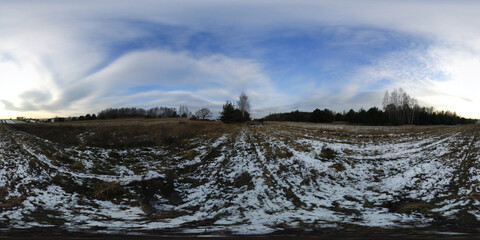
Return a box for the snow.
[0,123,478,235]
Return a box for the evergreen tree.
[219,101,248,123]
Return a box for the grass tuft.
[397,202,433,215]
[70,161,85,170]
[234,172,254,190]
[182,149,200,160]
[320,146,336,160]
[329,162,346,172]
[93,181,124,201]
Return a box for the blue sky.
[0,0,479,119]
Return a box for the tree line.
[264,107,474,125]
[61,89,474,126]
[64,92,252,124]
[264,89,475,125]
[67,106,213,121]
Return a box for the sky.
[0,0,479,119]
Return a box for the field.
[0,120,479,238]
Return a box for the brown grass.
[320,147,336,160]
[9,124,85,145]
[276,147,293,159]
[397,202,433,215]
[234,172,254,189]
[343,148,354,155]
[70,161,85,170]
[1,196,25,210]
[182,149,200,160]
[11,120,226,148]
[329,162,346,172]
[293,142,312,152]
[93,181,124,201]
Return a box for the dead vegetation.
[329,162,346,172]
[10,119,226,148]
[0,120,479,235]
[319,146,336,160]
[234,172,254,189]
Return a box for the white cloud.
[15,49,283,118]
[338,46,480,118]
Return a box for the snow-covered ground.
[0,119,18,124]
[0,122,478,236]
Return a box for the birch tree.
[237,92,250,118]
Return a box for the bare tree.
[178,105,191,118]
[237,92,250,118]
[195,108,212,120]
[410,98,419,124]
[383,88,419,125]
[382,90,389,110]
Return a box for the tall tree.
[382,90,390,110]
[237,92,250,118]
[195,108,212,120]
[220,101,240,123]
[178,105,191,118]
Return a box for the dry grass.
[54,118,182,126]
[1,196,25,210]
[293,142,312,152]
[234,172,254,189]
[93,181,124,201]
[319,147,337,160]
[329,162,346,172]
[11,120,227,148]
[276,147,294,159]
[182,149,200,160]
[9,124,84,146]
[397,202,433,215]
[70,161,85,170]
[343,148,354,155]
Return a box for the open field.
[0,120,479,238]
